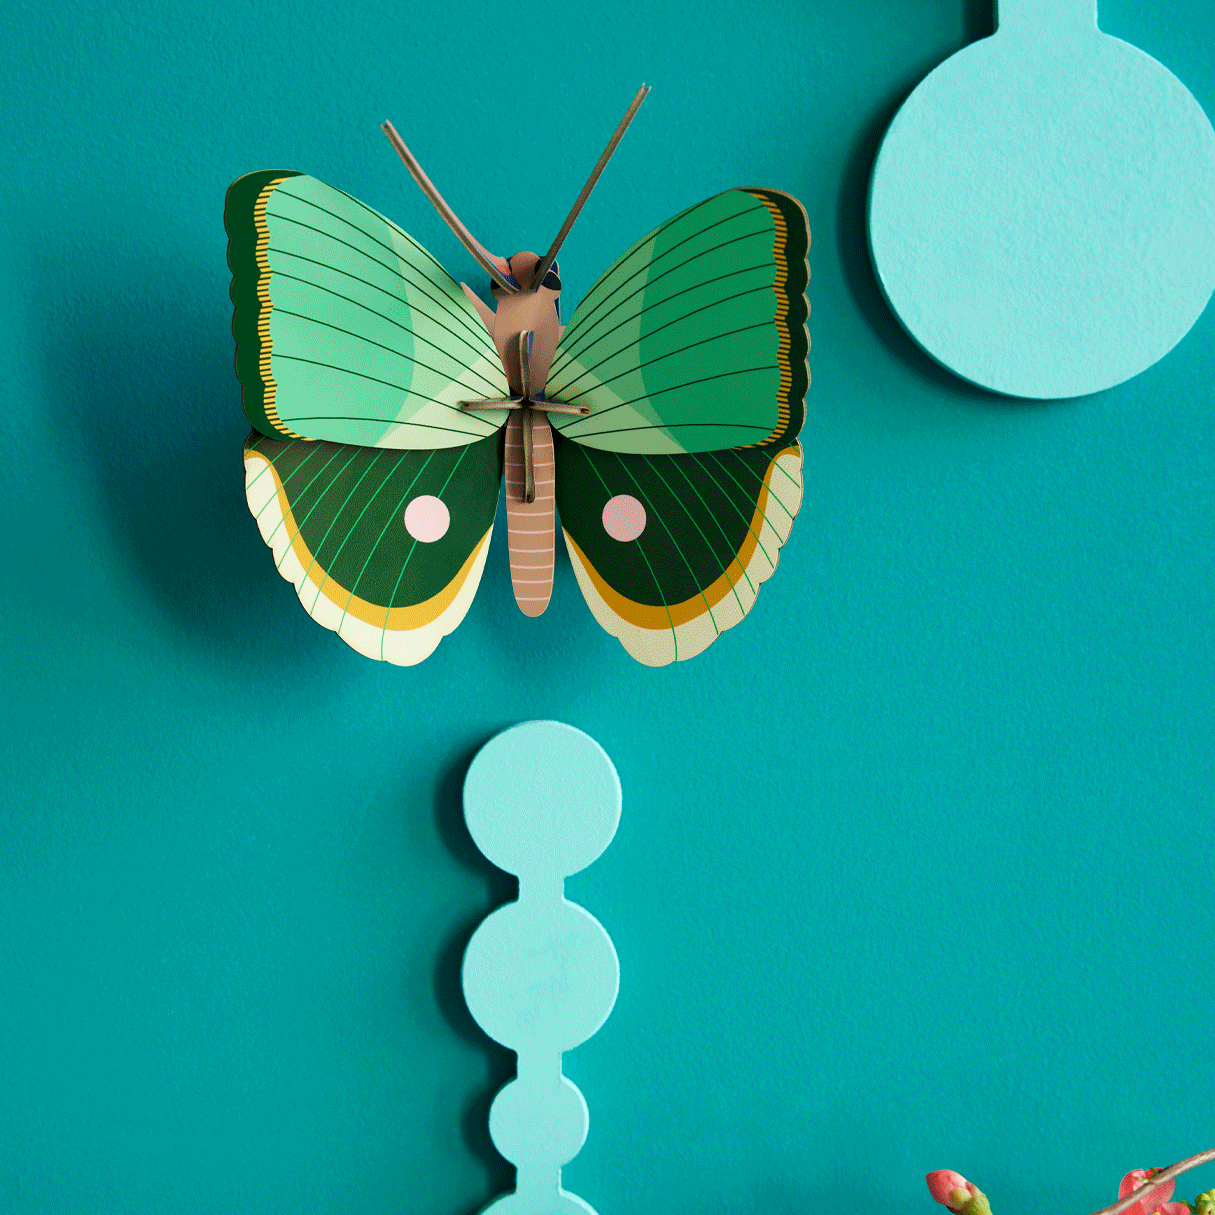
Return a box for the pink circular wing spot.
[403,495,451,543]
[601,494,646,542]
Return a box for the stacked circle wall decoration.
[461,722,622,1215]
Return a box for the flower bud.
[926,1171,992,1215]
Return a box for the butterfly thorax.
[490,252,562,393]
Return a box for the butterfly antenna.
[380,120,518,293]
[530,83,650,291]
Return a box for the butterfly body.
[227,103,809,666]
[459,250,571,616]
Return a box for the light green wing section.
[226,170,510,449]
[545,188,809,455]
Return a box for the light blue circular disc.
[868,0,1215,399]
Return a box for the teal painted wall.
[2,1,1212,1212]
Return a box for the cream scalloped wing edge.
[562,445,804,666]
[244,450,493,666]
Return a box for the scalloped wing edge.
[244,449,493,666]
[226,170,306,440]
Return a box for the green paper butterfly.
[225,89,809,666]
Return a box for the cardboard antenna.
[380,121,519,294]
[530,83,651,290]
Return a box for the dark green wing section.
[554,432,804,665]
[226,170,510,448]
[243,429,502,664]
[547,188,809,454]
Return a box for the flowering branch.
[1090,1151,1215,1215]
[926,1151,1215,1215]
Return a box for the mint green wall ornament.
[868,0,1215,399]
[462,722,622,1215]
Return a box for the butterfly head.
[383,83,647,326]
[492,254,561,319]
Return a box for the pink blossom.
[1119,1169,1189,1215]
[927,1171,980,1212]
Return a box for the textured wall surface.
[2,1,1213,1212]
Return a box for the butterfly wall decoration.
[225,85,810,666]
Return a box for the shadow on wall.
[41,242,329,671]
[38,233,593,683]
[432,741,518,1211]
[962,0,997,45]
[834,0,1015,406]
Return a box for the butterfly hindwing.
[546,188,809,454]
[554,433,804,665]
[243,430,502,665]
[226,170,511,449]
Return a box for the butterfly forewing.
[546,188,809,454]
[226,170,511,449]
